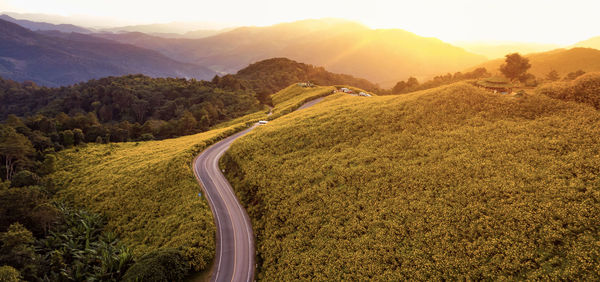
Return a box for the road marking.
[214,147,254,282]
[194,155,224,282]
[207,143,239,282]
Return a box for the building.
[298,82,315,88]
[476,77,513,94]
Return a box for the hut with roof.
[476,77,513,94]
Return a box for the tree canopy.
[499,53,531,82]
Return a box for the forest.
[0,74,263,141]
[222,73,600,280]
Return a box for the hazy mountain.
[0,19,215,86]
[101,21,231,35]
[455,41,562,59]
[573,36,600,49]
[95,18,486,87]
[0,14,91,33]
[0,11,125,28]
[183,28,235,39]
[470,47,600,78]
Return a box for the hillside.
[94,18,486,87]
[470,47,600,79]
[574,36,600,50]
[49,125,244,272]
[0,19,215,86]
[234,58,379,97]
[222,80,600,280]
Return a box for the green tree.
[499,53,531,82]
[38,154,56,176]
[59,130,74,147]
[406,77,420,88]
[0,126,34,180]
[0,223,36,274]
[72,129,85,145]
[392,81,407,93]
[10,170,39,187]
[122,249,190,282]
[565,70,586,81]
[179,111,198,135]
[546,70,560,81]
[0,265,21,282]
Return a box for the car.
[258,120,268,125]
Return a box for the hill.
[574,36,600,50]
[0,74,263,144]
[222,80,600,280]
[455,41,561,59]
[233,58,379,98]
[470,47,600,79]
[95,18,486,87]
[0,14,91,33]
[0,19,216,86]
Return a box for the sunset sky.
[1,0,598,45]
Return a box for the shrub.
[10,171,39,187]
[538,72,600,109]
[0,265,21,282]
[122,249,190,282]
[139,133,154,141]
[0,223,36,275]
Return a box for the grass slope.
[50,125,247,271]
[223,82,600,280]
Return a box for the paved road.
[193,98,324,282]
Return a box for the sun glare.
[1,0,598,44]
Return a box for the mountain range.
[98,19,487,87]
[2,13,600,88]
[0,18,215,86]
[0,14,92,34]
[455,41,562,59]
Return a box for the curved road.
[193,97,325,282]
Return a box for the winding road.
[193,97,325,282]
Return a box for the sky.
[1,0,599,45]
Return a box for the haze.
[1,0,599,45]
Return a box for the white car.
[258,120,268,125]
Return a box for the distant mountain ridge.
[92,18,487,87]
[0,14,91,33]
[0,19,216,86]
[455,41,562,59]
